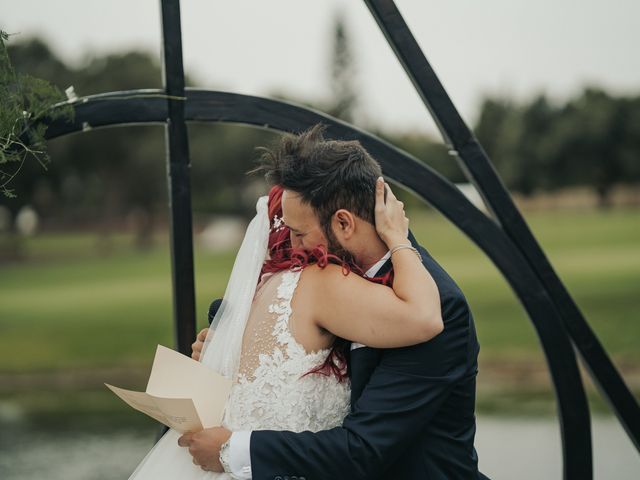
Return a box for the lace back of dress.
[237,269,300,382]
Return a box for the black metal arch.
[47,88,591,477]
[34,0,639,478]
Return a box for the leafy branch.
[0,30,73,197]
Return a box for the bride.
[128,178,442,479]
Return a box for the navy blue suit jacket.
[213,233,484,480]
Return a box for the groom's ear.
[333,209,356,238]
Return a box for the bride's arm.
[309,178,442,348]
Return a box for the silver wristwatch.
[219,438,232,473]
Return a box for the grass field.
[1,207,639,374]
[0,206,638,418]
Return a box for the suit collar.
[364,251,391,277]
[375,257,394,277]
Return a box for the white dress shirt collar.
[364,251,391,278]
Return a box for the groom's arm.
[248,299,473,480]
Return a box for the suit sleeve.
[250,267,473,480]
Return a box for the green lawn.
[1,207,639,375]
[412,207,640,362]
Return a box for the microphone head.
[208,298,223,328]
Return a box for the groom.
[183,124,487,479]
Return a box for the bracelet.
[389,243,422,261]
[219,437,232,473]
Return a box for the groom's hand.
[178,426,231,472]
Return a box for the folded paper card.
[105,345,232,433]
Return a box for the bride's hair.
[260,184,342,276]
[260,185,393,382]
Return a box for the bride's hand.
[374,177,409,247]
[191,328,209,361]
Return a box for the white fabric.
[200,195,270,377]
[364,250,391,278]
[128,195,351,480]
[224,269,349,433]
[128,196,270,480]
[229,253,391,478]
[222,269,350,479]
[228,431,252,479]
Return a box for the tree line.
[474,91,640,206]
[1,30,638,242]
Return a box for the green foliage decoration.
[0,30,73,198]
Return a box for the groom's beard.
[323,224,356,267]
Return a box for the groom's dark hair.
[254,123,383,234]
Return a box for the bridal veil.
[127,195,270,480]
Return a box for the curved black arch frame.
[31,0,638,477]
[363,0,640,458]
[363,0,640,454]
[44,88,603,478]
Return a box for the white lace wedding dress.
[225,268,350,434]
[129,268,350,479]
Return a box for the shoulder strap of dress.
[276,268,301,299]
[270,269,302,345]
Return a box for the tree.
[326,12,358,123]
[547,88,633,207]
[0,32,72,201]
[474,97,514,174]
[2,38,167,247]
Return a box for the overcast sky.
[2,0,639,137]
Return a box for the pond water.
[0,416,638,479]
[475,416,639,479]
